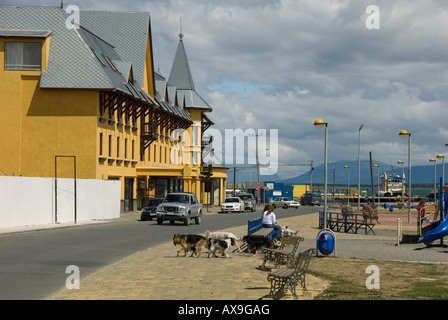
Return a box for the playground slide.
[418,215,448,244]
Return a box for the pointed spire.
[179,16,184,40]
[167,29,195,90]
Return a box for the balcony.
[141,121,158,150]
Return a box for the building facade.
[0,6,227,212]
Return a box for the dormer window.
[5,42,41,71]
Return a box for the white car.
[221,197,245,213]
[288,200,301,209]
[270,197,300,209]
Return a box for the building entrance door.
[124,178,134,212]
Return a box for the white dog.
[206,238,234,258]
[205,231,241,252]
[281,226,298,237]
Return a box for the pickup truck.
[156,192,203,226]
[269,197,300,209]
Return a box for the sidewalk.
[48,208,437,300]
[4,207,443,300]
[47,212,331,300]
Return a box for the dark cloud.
[4,0,447,177]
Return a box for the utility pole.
[309,160,314,193]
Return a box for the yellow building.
[0,6,227,212]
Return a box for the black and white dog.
[206,238,235,258]
[205,231,241,252]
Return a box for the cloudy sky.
[4,0,448,178]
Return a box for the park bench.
[344,213,377,235]
[266,248,316,300]
[245,216,274,254]
[259,235,304,270]
[362,203,379,223]
[319,211,377,235]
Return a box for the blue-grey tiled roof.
[0,6,112,89]
[0,6,194,122]
[166,35,212,112]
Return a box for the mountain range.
[227,160,447,185]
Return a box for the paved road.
[0,206,316,300]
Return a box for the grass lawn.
[308,256,448,300]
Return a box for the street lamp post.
[345,165,350,204]
[398,160,405,203]
[374,164,380,204]
[439,148,446,219]
[314,119,328,228]
[430,158,436,205]
[437,153,445,193]
[399,130,411,223]
[358,124,364,210]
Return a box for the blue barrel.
[317,232,335,255]
[389,205,394,212]
[384,203,388,209]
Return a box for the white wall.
[0,176,121,228]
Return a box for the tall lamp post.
[358,124,364,210]
[397,160,405,203]
[314,119,328,228]
[439,149,446,219]
[345,165,350,204]
[437,153,445,191]
[430,158,436,204]
[399,130,411,223]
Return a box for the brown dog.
[173,233,207,257]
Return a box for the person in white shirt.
[262,205,282,241]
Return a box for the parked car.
[156,192,202,226]
[300,193,322,206]
[141,198,164,221]
[270,197,295,209]
[221,197,245,213]
[237,192,256,212]
[288,199,301,208]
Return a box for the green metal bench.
[266,248,316,299]
[259,235,304,270]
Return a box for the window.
[99,133,103,155]
[108,135,112,157]
[192,126,199,147]
[116,137,120,158]
[159,146,162,163]
[124,139,128,159]
[5,42,41,70]
[132,140,135,160]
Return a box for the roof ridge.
[64,10,114,89]
[78,25,115,49]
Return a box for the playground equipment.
[418,215,448,244]
[316,229,336,256]
[418,181,447,245]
